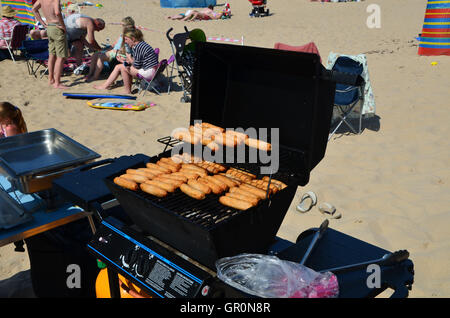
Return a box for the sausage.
[219,196,253,211]
[157,161,179,173]
[137,167,164,176]
[203,161,226,172]
[219,173,243,185]
[226,170,254,182]
[200,122,225,133]
[172,130,200,145]
[161,173,188,183]
[227,168,256,179]
[159,157,182,170]
[146,162,171,174]
[179,168,206,179]
[213,174,239,188]
[181,163,208,175]
[212,133,237,148]
[245,138,272,151]
[205,175,228,191]
[176,170,200,180]
[198,177,223,194]
[239,183,268,200]
[262,177,287,189]
[187,179,212,194]
[229,186,259,200]
[225,130,248,144]
[140,183,168,197]
[225,192,259,207]
[196,162,219,174]
[180,183,206,200]
[154,176,184,188]
[120,173,149,184]
[144,179,177,193]
[114,177,139,191]
[126,169,157,179]
[250,179,279,194]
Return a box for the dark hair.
[208,5,214,10]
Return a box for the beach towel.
[1,0,35,26]
[418,0,450,56]
[326,52,376,117]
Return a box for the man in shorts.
[32,0,69,89]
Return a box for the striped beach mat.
[418,0,450,55]
[1,0,35,26]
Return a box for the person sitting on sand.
[84,16,135,82]
[93,28,158,94]
[64,13,105,66]
[0,102,28,138]
[0,6,21,51]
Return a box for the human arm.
[32,1,47,28]
[53,0,66,32]
[83,18,102,51]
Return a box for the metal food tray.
[0,128,100,193]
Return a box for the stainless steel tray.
[0,128,100,193]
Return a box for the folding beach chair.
[328,56,364,141]
[0,24,29,62]
[274,41,322,63]
[20,39,49,78]
[134,59,168,96]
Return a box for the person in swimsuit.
[32,0,69,89]
[64,13,105,66]
[0,102,28,138]
[185,6,224,21]
[84,16,135,82]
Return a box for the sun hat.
[67,3,80,13]
[2,5,17,18]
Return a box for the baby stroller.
[248,0,269,17]
[166,27,206,103]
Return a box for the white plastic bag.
[216,253,339,298]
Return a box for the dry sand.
[0,0,449,297]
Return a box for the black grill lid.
[190,42,335,179]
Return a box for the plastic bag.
[215,253,339,298]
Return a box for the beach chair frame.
[0,24,29,63]
[20,39,49,78]
[328,56,365,141]
[134,59,168,96]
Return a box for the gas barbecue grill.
[54,42,414,298]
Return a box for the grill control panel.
[88,218,214,298]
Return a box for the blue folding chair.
[329,56,364,141]
[20,39,49,78]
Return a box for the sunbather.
[93,28,158,94]
[168,6,223,22]
[84,16,135,82]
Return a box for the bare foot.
[53,83,68,89]
[49,79,55,86]
[93,84,108,90]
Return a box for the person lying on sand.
[167,5,223,21]
[93,28,158,94]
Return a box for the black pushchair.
[166,27,206,103]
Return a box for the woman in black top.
[94,28,158,94]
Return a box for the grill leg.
[107,268,121,298]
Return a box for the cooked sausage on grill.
[262,177,287,189]
[140,183,168,198]
[239,183,268,200]
[245,138,272,151]
[198,177,223,194]
[138,167,164,177]
[126,169,157,179]
[159,157,182,170]
[146,162,171,174]
[180,184,206,200]
[157,161,179,173]
[154,176,184,188]
[187,179,212,194]
[219,196,253,211]
[229,186,260,200]
[144,180,177,193]
[121,173,149,184]
[213,174,239,188]
[205,175,228,191]
[114,177,139,191]
[225,192,259,207]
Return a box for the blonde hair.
[0,102,28,134]
[121,16,135,28]
[123,28,143,42]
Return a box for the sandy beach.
[0,0,449,298]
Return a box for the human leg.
[47,54,56,85]
[47,26,69,89]
[70,40,84,66]
[93,63,124,90]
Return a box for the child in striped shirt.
[93,28,158,94]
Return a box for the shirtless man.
[64,14,105,66]
[32,0,68,89]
